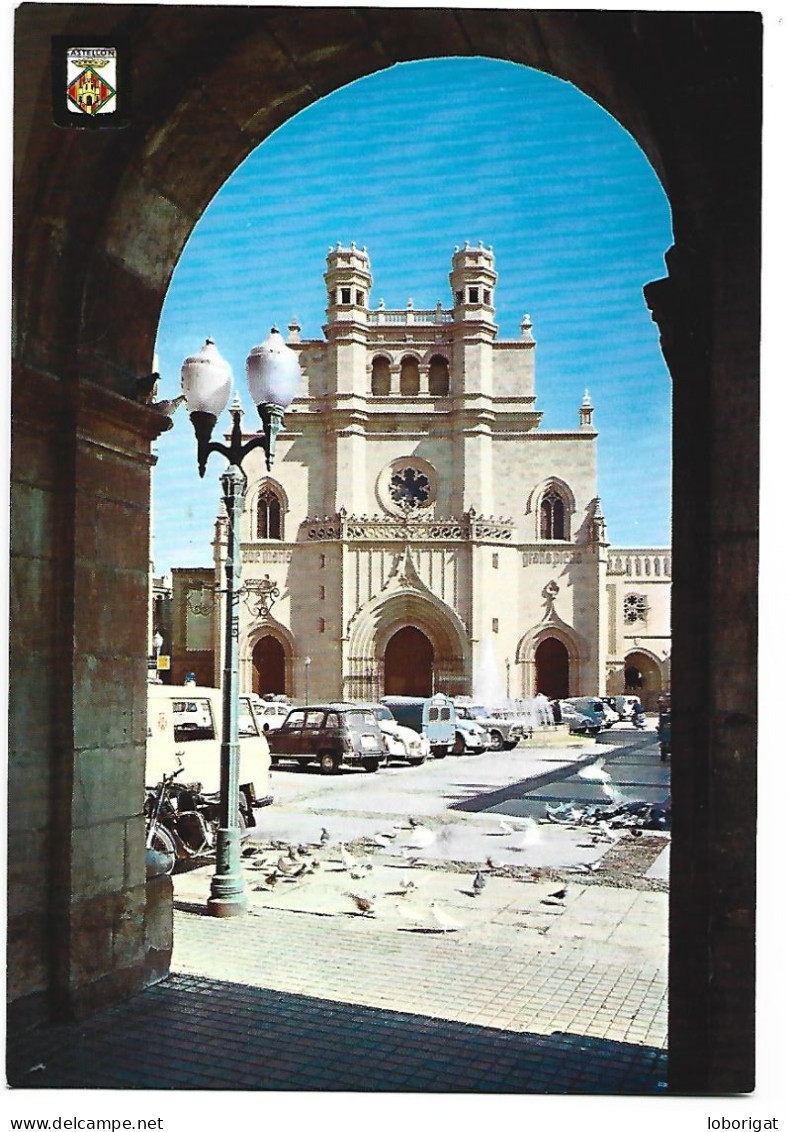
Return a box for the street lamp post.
[181,330,300,917]
[304,655,312,705]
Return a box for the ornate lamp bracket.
[242,574,281,620]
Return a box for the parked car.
[267,704,387,773]
[380,694,456,759]
[564,696,608,730]
[556,700,601,736]
[147,684,272,810]
[600,697,621,725]
[601,696,620,718]
[490,707,534,741]
[250,696,290,732]
[452,700,523,750]
[332,702,429,766]
[600,702,619,727]
[614,695,642,721]
[452,715,490,755]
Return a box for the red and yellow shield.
[67,66,115,116]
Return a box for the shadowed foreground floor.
[8,973,667,1093]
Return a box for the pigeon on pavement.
[430,902,464,932]
[577,758,611,783]
[472,871,487,896]
[347,893,375,916]
[406,826,436,849]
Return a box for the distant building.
[148,571,173,682]
[174,243,671,708]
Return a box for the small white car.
[340,702,430,766]
[452,717,490,755]
[601,702,620,728]
[250,696,291,732]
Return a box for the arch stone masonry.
[11,7,760,1093]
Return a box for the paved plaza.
[7,730,669,1094]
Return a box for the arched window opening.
[399,356,420,397]
[371,356,391,396]
[257,488,283,540]
[428,355,450,396]
[540,488,567,540]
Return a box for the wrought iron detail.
[242,575,281,620]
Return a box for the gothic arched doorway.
[535,637,569,699]
[625,649,663,710]
[384,626,434,696]
[253,636,286,696]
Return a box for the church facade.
[175,242,671,709]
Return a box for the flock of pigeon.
[240,813,581,933]
[544,756,671,833]
[236,756,668,931]
[240,823,479,932]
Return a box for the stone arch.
[242,619,297,699]
[346,589,471,702]
[526,478,577,541]
[398,354,421,397]
[624,647,665,711]
[514,622,587,699]
[370,354,392,396]
[11,9,760,1088]
[254,478,288,541]
[427,353,450,396]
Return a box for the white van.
[147,685,272,807]
[380,694,456,758]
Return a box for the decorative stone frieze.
[302,511,515,542]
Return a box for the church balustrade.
[367,305,454,327]
[607,549,672,578]
[302,511,515,543]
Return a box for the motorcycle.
[144,768,253,874]
[632,711,647,730]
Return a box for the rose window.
[389,466,432,510]
[624,593,648,624]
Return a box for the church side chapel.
[174,243,670,707]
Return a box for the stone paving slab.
[646,844,670,880]
[167,907,667,1050]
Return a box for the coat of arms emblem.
[66,47,117,116]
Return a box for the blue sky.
[152,57,673,573]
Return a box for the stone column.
[9,368,171,1024]
[646,240,757,1092]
